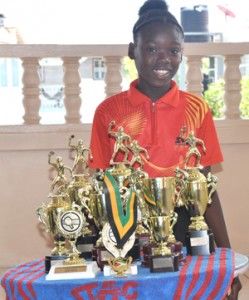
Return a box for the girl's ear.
[128,42,135,59]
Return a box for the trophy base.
[45,255,68,273]
[142,240,185,267]
[127,237,141,261]
[168,240,186,266]
[76,234,98,259]
[149,253,179,273]
[186,229,215,256]
[46,261,100,280]
[136,233,151,256]
[141,241,157,268]
[92,245,114,271]
[92,238,141,271]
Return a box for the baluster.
[22,57,41,124]
[104,56,123,99]
[224,55,242,119]
[185,55,203,97]
[62,57,81,124]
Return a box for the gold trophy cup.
[141,177,181,271]
[179,128,218,256]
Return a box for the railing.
[0,42,249,126]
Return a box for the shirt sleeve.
[88,108,112,170]
[198,109,224,167]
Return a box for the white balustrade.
[0,43,249,125]
[224,55,242,119]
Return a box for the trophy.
[90,191,111,271]
[37,147,100,278]
[91,121,148,276]
[67,135,98,259]
[37,151,73,272]
[36,194,70,273]
[141,176,185,271]
[149,216,179,272]
[179,128,218,256]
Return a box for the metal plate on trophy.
[149,253,179,273]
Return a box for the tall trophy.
[36,151,72,273]
[91,121,147,276]
[68,135,98,259]
[178,127,218,256]
[37,148,100,279]
[141,176,183,272]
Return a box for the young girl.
[89,1,241,297]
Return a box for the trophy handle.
[36,204,50,232]
[169,211,178,232]
[207,172,218,204]
[175,167,189,207]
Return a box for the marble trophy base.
[45,255,68,273]
[76,234,98,259]
[186,229,215,256]
[46,261,100,280]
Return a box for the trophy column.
[177,128,218,256]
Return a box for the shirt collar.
[128,79,180,108]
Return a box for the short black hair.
[133,0,184,39]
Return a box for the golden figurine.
[182,130,206,168]
[127,139,150,168]
[48,151,72,195]
[108,121,131,165]
[68,135,93,174]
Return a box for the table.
[1,248,247,300]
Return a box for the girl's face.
[129,22,184,99]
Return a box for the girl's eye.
[146,47,157,53]
[170,49,180,55]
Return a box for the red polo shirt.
[89,79,223,177]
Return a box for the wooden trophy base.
[167,240,186,266]
[76,234,98,259]
[142,239,185,268]
[141,241,157,268]
[92,245,114,271]
[149,253,179,273]
[127,237,141,261]
[136,233,151,256]
[186,229,215,256]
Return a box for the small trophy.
[90,191,112,271]
[36,194,70,273]
[179,128,218,256]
